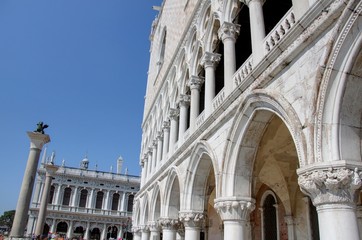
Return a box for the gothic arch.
[140,194,150,225]
[149,182,162,221]
[162,167,183,218]
[183,141,219,210]
[221,90,307,197]
[316,0,362,164]
[133,199,141,226]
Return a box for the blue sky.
[0,1,161,215]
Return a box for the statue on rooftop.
[34,122,49,134]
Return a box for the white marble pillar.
[179,212,206,240]
[32,176,44,207]
[147,149,153,178]
[54,184,61,205]
[11,132,50,238]
[245,0,265,64]
[50,219,56,233]
[357,206,362,239]
[298,167,362,240]
[133,227,142,240]
[178,94,190,141]
[162,121,170,161]
[214,198,255,240]
[152,141,158,172]
[71,186,79,207]
[66,220,73,239]
[104,190,110,210]
[87,188,95,209]
[218,22,240,94]
[201,52,221,117]
[187,76,204,131]
[141,225,150,240]
[35,164,58,236]
[142,157,148,185]
[84,222,90,240]
[101,224,107,240]
[168,108,179,153]
[159,219,180,240]
[149,221,161,240]
[156,132,163,167]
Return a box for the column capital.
[187,75,204,91]
[140,225,150,233]
[201,52,221,69]
[298,167,362,206]
[179,211,206,228]
[178,94,191,107]
[158,218,180,230]
[44,164,59,177]
[152,140,158,148]
[162,121,170,131]
[132,226,141,233]
[148,221,160,232]
[242,0,265,6]
[169,108,180,120]
[214,197,255,221]
[27,131,50,150]
[218,22,240,42]
[157,131,163,141]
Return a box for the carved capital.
[178,94,191,107]
[179,211,206,228]
[152,140,157,148]
[140,225,149,233]
[298,167,362,206]
[132,226,141,233]
[187,75,204,91]
[162,121,170,131]
[148,221,160,232]
[218,22,240,42]
[158,218,180,230]
[242,0,264,7]
[169,108,180,120]
[157,131,163,141]
[214,198,255,221]
[201,52,221,69]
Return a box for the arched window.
[62,187,72,206]
[95,191,104,209]
[112,193,120,211]
[127,194,134,212]
[56,222,68,234]
[79,189,88,208]
[261,191,279,240]
[48,185,55,204]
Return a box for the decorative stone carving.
[158,218,180,230]
[179,211,206,227]
[217,22,240,42]
[162,121,170,131]
[140,225,150,232]
[201,52,221,69]
[169,108,179,120]
[298,167,362,206]
[187,76,205,90]
[148,221,160,232]
[214,198,255,221]
[178,94,191,107]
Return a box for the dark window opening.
[263,0,292,35]
[95,191,104,209]
[79,189,88,208]
[263,194,278,240]
[62,187,72,206]
[234,4,252,70]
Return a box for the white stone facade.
[27,159,140,240]
[135,0,362,239]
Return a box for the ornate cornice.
[214,198,255,221]
[298,167,362,206]
[179,211,206,228]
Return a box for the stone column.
[101,224,107,240]
[132,227,142,240]
[54,184,61,205]
[179,212,206,240]
[214,198,255,240]
[244,0,265,64]
[149,221,161,240]
[50,219,56,233]
[162,121,170,160]
[11,132,50,238]
[178,94,190,141]
[152,140,158,172]
[168,108,179,153]
[159,218,180,240]
[201,52,221,117]
[141,225,150,240]
[34,164,59,236]
[147,148,153,178]
[156,132,163,167]
[187,76,204,131]
[218,22,240,94]
[84,222,90,240]
[284,215,295,240]
[87,188,95,209]
[66,220,73,239]
[104,190,110,210]
[142,156,148,185]
[71,186,79,207]
[298,167,362,240]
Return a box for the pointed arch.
[163,167,183,218]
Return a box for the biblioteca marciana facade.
[27,154,140,240]
[133,0,362,240]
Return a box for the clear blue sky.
[0,1,161,215]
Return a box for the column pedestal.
[11,132,50,238]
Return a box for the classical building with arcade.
[133,0,362,239]
[27,154,140,240]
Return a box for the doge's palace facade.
[134,0,362,240]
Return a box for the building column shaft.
[162,127,170,160]
[317,204,360,240]
[204,66,215,117]
[248,0,266,63]
[152,145,157,172]
[162,229,176,240]
[141,231,150,240]
[184,227,200,240]
[223,221,248,240]
[34,173,53,236]
[178,104,188,140]
[66,221,73,238]
[189,88,200,131]
[150,231,160,240]
[11,148,42,237]
[156,137,163,165]
[223,38,236,94]
[169,117,178,152]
